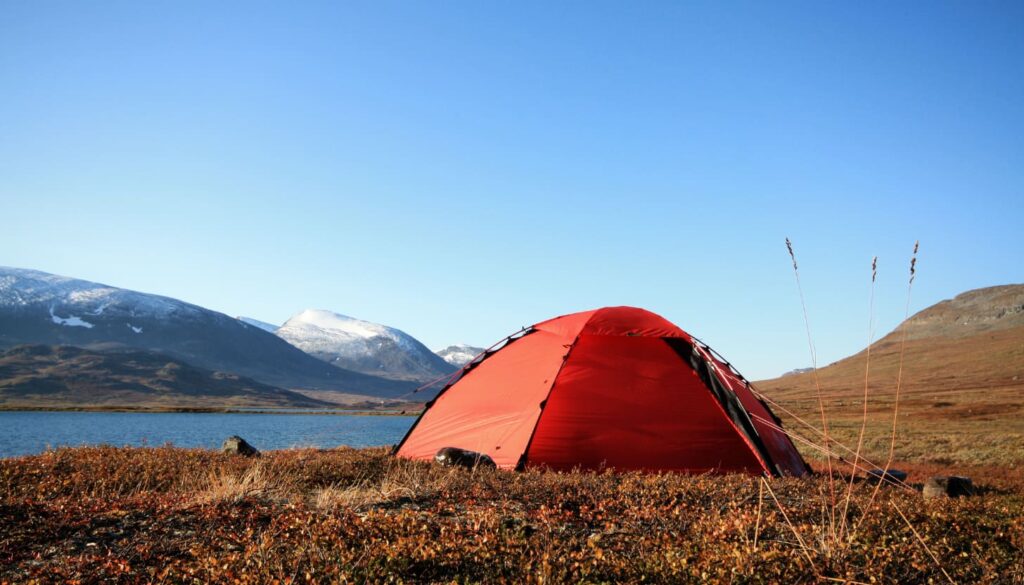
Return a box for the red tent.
[396,307,809,476]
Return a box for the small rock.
[434,446,496,469]
[923,476,974,499]
[222,435,259,457]
[865,468,908,485]
[501,517,537,538]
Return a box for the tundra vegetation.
[1,445,1021,584]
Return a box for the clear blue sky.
[2,1,1022,379]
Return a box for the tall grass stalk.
[862,241,920,518]
[753,476,764,548]
[785,237,838,541]
[893,501,955,585]
[767,240,952,582]
[839,256,878,541]
[762,477,818,572]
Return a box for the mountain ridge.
[435,344,485,367]
[0,267,415,398]
[275,309,456,383]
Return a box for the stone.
[923,476,974,499]
[501,517,537,538]
[865,468,908,485]
[222,435,260,457]
[434,447,497,470]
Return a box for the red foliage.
[1,446,1021,584]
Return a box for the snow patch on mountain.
[435,344,485,367]
[277,310,418,358]
[238,317,279,333]
[276,309,455,382]
[0,266,203,319]
[90,302,112,316]
[49,307,94,329]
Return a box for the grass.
[761,241,1022,468]
[1,445,1022,584]
[756,326,1024,467]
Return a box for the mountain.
[275,309,456,383]
[237,317,279,333]
[0,344,334,408]
[436,344,485,367]
[0,267,415,398]
[890,284,1024,340]
[756,284,1024,465]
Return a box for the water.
[0,411,416,458]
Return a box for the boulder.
[866,468,908,485]
[923,476,974,499]
[222,435,260,457]
[434,447,497,470]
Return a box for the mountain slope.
[0,345,334,408]
[436,344,485,367]
[756,284,1024,465]
[891,284,1024,340]
[276,310,456,383]
[237,317,279,333]
[0,267,415,398]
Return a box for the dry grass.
[756,326,1024,467]
[195,462,299,505]
[312,457,461,510]
[1,445,1022,584]
[763,242,1022,468]
[759,240,1014,576]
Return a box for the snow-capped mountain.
[436,344,485,367]
[0,267,415,398]
[237,316,279,333]
[276,309,456,383]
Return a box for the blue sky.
[2,1,1022,379]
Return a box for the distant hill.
[0,267,415,398]
[890,284,1024,340]
[436,344,485,367]
[275,309,456,383]
[0,345,334,409]
[756,284,1024,465]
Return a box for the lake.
[0,411,416,458]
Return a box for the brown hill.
[0,345,334,409]
[755,284,1024,466]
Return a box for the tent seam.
[391,328,535,456]
[668,338,776,477]
[514,333,583,471]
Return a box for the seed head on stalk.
[783,237,837,542]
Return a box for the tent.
[395,307,809,476]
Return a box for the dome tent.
[395,307,809,476]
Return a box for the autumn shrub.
[2,446,1022,584]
